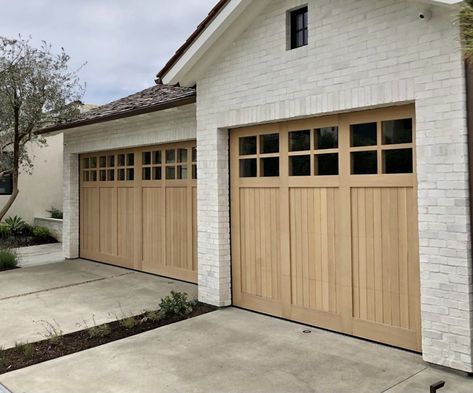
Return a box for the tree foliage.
[461,0,473,59]
[0,36,84,220]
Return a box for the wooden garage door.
[231,105,421,351]
[80,141,198,283]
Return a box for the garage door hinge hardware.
[430,381,445,393]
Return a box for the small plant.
[36,320,63,344]
[4,215,26,236]
[47,207,63,220]
[0,247,18,270]
[120,316,137,330]
[32,226,50,239]
[88,323,112,339]
[14,342,34,359]
[144,310,162,322]
[0,224,11,239]
[158,291,196,318]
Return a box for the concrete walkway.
[16,243,64,267]
[1,308,471,393]
[0,260,197,349]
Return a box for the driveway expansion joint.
[0,272,133,302]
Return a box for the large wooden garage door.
[231,105,421,351]
[80,141,198,283]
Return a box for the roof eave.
[37,95,196,135]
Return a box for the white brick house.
[42,0,473,373]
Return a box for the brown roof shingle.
[40,84,196,134]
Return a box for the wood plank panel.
[80,187,100,254]
[142,187,165,272]
[289,187,338,313]
[117,187,135,264]
[238,187,281,301]
[165,187,190,271]
[99,188,117,256]
[351,187,419,332]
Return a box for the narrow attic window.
[289,6,308,50]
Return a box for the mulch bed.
[0,236,57,248]
[0,303,216,375]
[0,266,19,272]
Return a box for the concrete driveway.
[0,260,197,349]
[1,308,471,393]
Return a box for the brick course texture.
[194,0,473,372]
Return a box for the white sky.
[0,0,217,104]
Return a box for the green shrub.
[145,310,162,322]
[32,226,50,239]
[23,223,33,237]
[158,291,196,318]
[47,207,63,220]
[0,248,18,270]
[4,215,26,236]
[0,224,11,239]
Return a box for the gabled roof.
[156,0,463,85]
[40,84,196,134]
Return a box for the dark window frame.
[290,6,309,50]
[0,174,13,196]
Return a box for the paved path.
[1,308,471,393]
[0,259,197,349]
[16,243,64,267]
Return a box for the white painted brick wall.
[195,0,473,372]
[62,104,196,259]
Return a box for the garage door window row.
[82,146,197,183]
[238,117,413,178]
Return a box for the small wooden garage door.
[231,105,421,351]
[80,141,198,283]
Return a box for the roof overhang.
[159,0,271,86]
[158,0,463,86]
[38,95,196,135]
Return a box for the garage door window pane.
[143,167,151,180]
[166,150,176,164]
[118,169,125,181]
[260,134,279,154]
[166,166,176,180]
[118,155,126,167]
[153,151,161,165]
[99,170,107,181]
[352,151,378,174]
[83,171,89,182]
[108,156,115,167]
[315,127,338,149]
[351,123,377,147]
[90,171,97,182]
[127,154,134,166]
[192,147,197,162]
[107,170,115,181]
[239,137,257,156]
[127,168,134,181]
[289,130,310,152]
[261,157,279,177]
[153,167,162,180]
[290,155,310,176]
[382,119,412,145]
[178,166,188,180]
[240,159,257,178]
[99,156,107,168]
[192,165,197,179]
[90,157,97,168]
[315,154,339,176]
[383,149,413,174]
[178,149,188,163]
[143,152,151,165]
